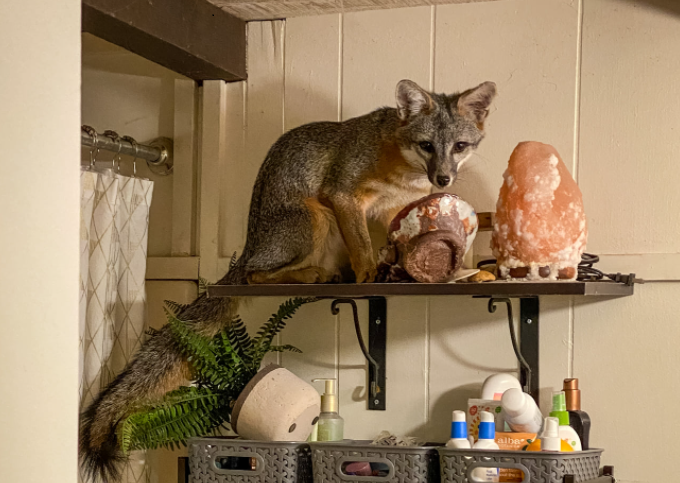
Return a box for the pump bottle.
[563,378,591,450]
[312,378,344,441]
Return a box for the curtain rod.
[81,126,173,175]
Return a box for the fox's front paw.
[353,262,377,283]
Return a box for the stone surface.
[377,193,478,283]
[491,142,587,280]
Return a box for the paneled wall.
[214,1,680,482]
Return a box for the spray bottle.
[312,378,344,441]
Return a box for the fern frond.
[251,298,316,364]
[165,309,228,386]
[119,387,224,454]
[227,318,253,363]
[164,299,188,316]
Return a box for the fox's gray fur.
[79,79,496,481]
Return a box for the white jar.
[481,373,522,401]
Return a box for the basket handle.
[335,456,395,481]
[466,461,531,483]
[211,451,265,476]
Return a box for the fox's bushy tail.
[79,264,246,482]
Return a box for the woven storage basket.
[311,441,440,483]
[189,437,312,483]
[438,448,603,483]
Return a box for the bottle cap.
[563,378,581,411]
[478,411,495,440]
[501,388,527,418]
[312,378,338,412]
[549,391,570,425]
[541,417,561,452]
[451,410,467,439]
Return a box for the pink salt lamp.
[491,142,587,280]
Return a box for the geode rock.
[377,193,478,283]
[491,142,587,280]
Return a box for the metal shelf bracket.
[486,297,540,402]
[329,297,386,411]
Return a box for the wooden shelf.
[206,280,634,298]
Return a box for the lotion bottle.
[446,410,471,448]
[549,391,582,451]
[501,388,543,433]
[472,411,499,482]
[312,378,344,441]
[563,378,591,450]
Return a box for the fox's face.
[395,80,497,189]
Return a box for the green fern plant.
[118,296,316,454]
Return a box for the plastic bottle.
[446,410,471,448]
[501,388,543,433]
[563,378,591,450]
[481,373,523,401]
[312,378,344,441]
[549,391,582,451]
[540,417,562,452]
[472,411,499,482]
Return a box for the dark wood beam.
[82,0,246,82]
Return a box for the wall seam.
[572,0,584,182]
[569,0,585,378]
[338,13,344,122]
[429,6,436,91]
[424,297,431,425]
[278,20,286,366]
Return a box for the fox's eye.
[454,142,470,152]
[419,141,435,153]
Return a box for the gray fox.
[79,79,496,481]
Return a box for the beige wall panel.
[579,0,680,255]
[82,34,189,258]
[285,14,342,128]
[337,298,429,439]
[574,284,680,483]
[537,296,573,412]
[172,79,198,257]
[219,82,247,259]
[0,0,80,480]
[199,81,227,283]
[435,0,580,238]
[342,6,432,120]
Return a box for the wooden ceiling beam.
[82,0,246,82]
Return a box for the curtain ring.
[122,135,138,178]
[103,130,122,171]
[82,125,99,167]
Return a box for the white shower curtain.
[79,167,154,483]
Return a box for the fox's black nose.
[436,175,451,187]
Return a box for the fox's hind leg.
[245,198,344,284]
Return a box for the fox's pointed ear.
[396,80,433,120]
[457,81,497,126]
